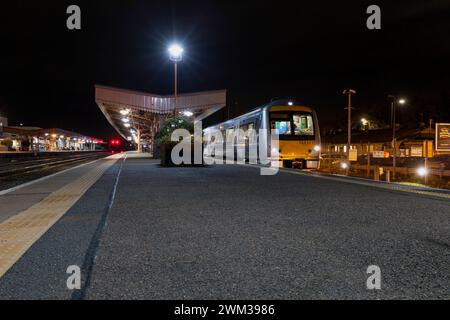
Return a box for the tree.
[155,117,194,146]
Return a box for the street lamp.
[361,118,369,130]
[168,43,184,114]
[343,89,356,176]
[387,95,406,180]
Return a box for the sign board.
[436,123,450,151]
[372,151,384,158]
[349,149,358,161]
[410,146,423,157]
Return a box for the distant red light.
[110,139,121,145]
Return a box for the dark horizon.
[1,0,450,139]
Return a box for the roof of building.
[95,85,227,145]
[2,127,102,142]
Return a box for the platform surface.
[0,152,449,299]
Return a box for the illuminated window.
[293,114,314,136]
[271,121,291,135]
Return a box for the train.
[203,99,321,169]
[108,138,125,153]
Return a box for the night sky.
[1,1,450,139]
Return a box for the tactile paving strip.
[0,155,123,279]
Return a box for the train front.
[268,103,321,169]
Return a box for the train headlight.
[313,145,321,152]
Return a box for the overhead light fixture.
[120,109,130,116]
[183,110,194,117]
[288,101,293,106]
[168,43,184,62]
[124,123,131,128]
[122,118,130,123]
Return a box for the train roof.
[262,98,307,109]
[204,98,312,131]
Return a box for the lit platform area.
[0,153,449,299]
[0,126,103,152]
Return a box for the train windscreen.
[270,113,314,138]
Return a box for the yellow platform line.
[0,154,123,279]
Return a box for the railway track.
[0,152,110,190]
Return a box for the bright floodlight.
[398,98,406,105]
[417,167,428,177]
[168,44,184,62]
[183,110,194,117]
[361,118,368,126]
[288,101,293,106]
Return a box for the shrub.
[0,139,13,148]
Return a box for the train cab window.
[270,114,290,135]
[271,120,291,135]
[293,114,314,136]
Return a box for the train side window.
[226,128,235,142]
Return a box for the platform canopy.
[95,85,226,152]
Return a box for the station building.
[0,120,103,152]
[322,126,446,158]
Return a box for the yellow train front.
[264,101,321,169]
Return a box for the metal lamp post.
[343,89,356,175]
[388,95,406,180]
[168,44,184,115]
